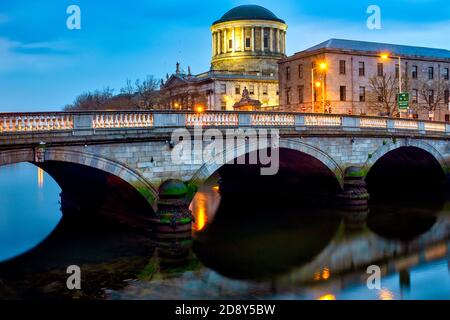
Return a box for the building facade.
[162,5,287,111]
[279,39,450,121]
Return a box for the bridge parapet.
[1,111,450,137]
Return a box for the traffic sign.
[398,92,410,110]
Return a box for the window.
[445,90,450,104]
[444,68,450,81]
[377,63,384,77]
[359,86,366,102]
[395,64,400,78]
[221,100,227,110]
[286,88,291,104]
[378,87,384,102]
[340,86,346,101]
[263,29,269,49]
[412,89,419,103]
[298,85,304,103]
[235,84,241,95]
[428,89,434,104]
[339,60,346,75]
[229,39,233,49]
[298,64,304,79]
[428,67,434,80]
[220,84,227,94]
[286,66,291,81]
[412,65,418,79]
[359,62,365,76]
[249,85,254,95]
[263,85,268,95]
[245,38,251,48]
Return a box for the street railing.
[1,110,450,135]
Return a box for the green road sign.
[398,92,410,110]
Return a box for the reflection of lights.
[318,294,336,300]
[314,267,331,281]
[37,168,44,188]
[322,267,330,280]
[196,206,206,231]
[379,288,394,300]
[212,185,219,192]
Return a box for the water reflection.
[1,165,450,299]
[0,163,61,262]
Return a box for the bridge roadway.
[1,111,450,213]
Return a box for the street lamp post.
[381,53,405,115]
[311,62,327,113]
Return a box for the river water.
[0,163,449,300]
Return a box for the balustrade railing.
[394,120,419,130]
[93,113,153,129]
[360,118,388,128]
[304,115,342,127]
[185,113,239,127]
[424,122,446,132]
[251,114,295,126]
[0,114,73,133]
[1,111,450,136]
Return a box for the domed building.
[162,5,288,111]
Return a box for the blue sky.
[0,0,449,111]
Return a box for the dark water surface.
[0,163,449,300]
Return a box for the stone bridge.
[1,111,450,221]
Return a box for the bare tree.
[135,76,162,110]
[64,87,114,111]
[419,78,449,113]
[367,73,399,116]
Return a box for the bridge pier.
[336,166,370,229]
[152,180,194,234]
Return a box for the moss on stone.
[159,179,188,198]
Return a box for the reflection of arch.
[363,140,448,176]
[189,138,344,190]
[0,148,158,211]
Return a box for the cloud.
[0,37,73,74]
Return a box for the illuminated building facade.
[279,39,450,120]
[162,5,288,110]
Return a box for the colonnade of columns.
[212,25,286,56]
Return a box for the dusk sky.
[0,0,449,111]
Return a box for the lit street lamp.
[311,62,327,113]
[380,53,407,115]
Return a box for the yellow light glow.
[379,288,394,300]
[380,53,390,60]
[319,62,328,70]
[315,81,322,88]
[196,206,206,231]
[318,294,336,301]
[322,267,331,280]
[195,106,204,113]
[37,167,44,188]
[212,185,219,192]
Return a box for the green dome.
[213,5,285,25]
[159,179,188,198]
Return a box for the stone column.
[269,28,273,52]
[275,29,279,53]
[223,29,227,53]
[232,27,235,53]
[251,27,255,52]
[261,26,265,52]
[241,26,245,52]
[213,32,216,56]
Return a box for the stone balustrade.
[1,111,450,136]
[0,114,74,133]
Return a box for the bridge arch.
[189,138,344,192]
[0,148,158,211]
[362,139,448,176]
